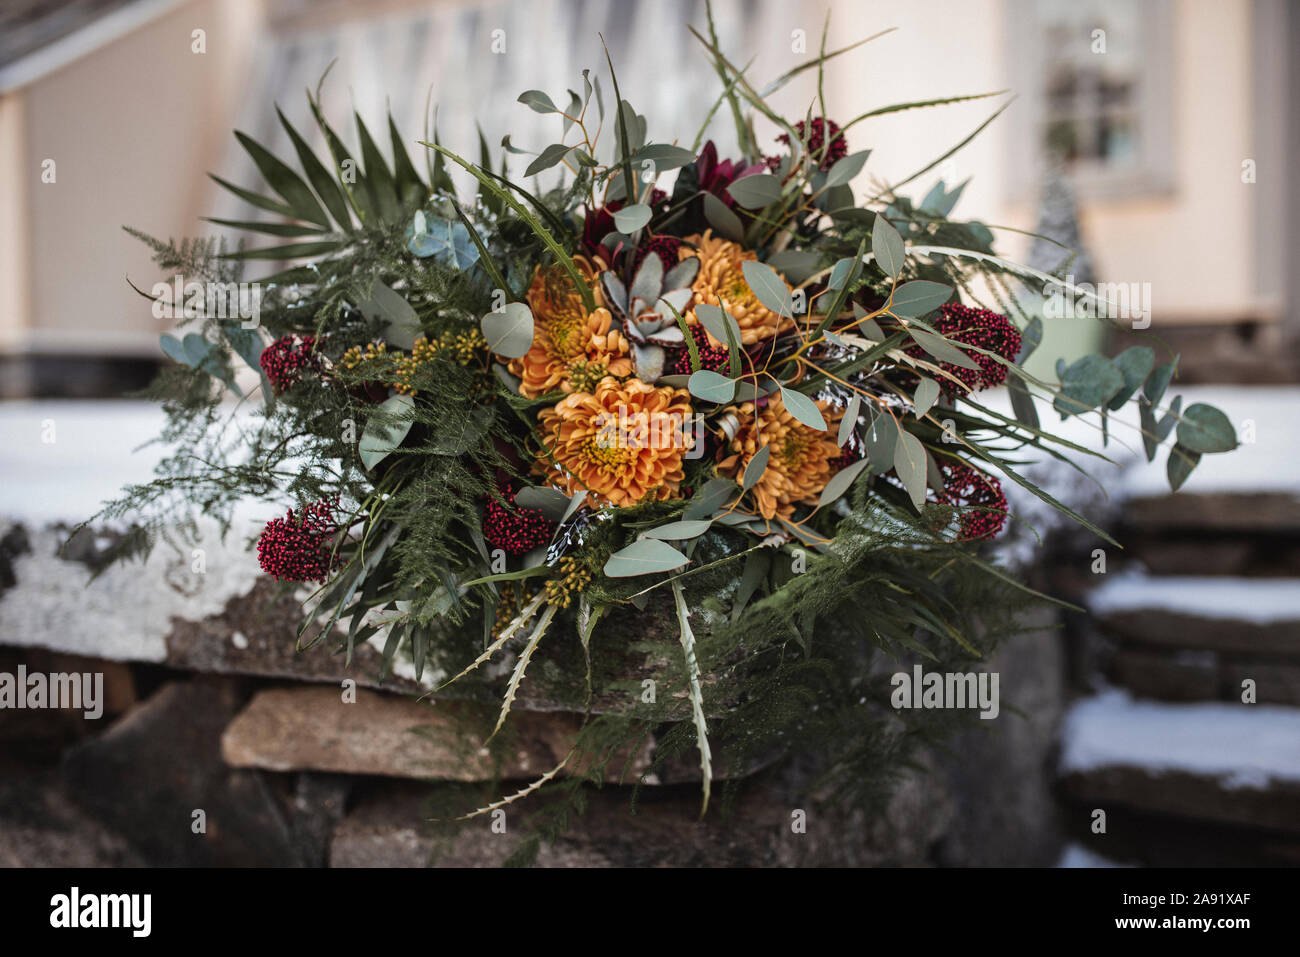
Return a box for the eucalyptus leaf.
[359,393,415,470]
[1167,442,1202,491]
[684,478,738,519]
[480,302,535,358]
[1157,395,1182,441]
[741,260,793,317]
[514,485,570,521]
[817,458,870,509]
[695,303,742,347]
[644,519,714,540]
[688,369,736,403]
[1007,374,1039,430]
[764,250,822,285]
[359,281,422,350]
[894,429,928,509]
[1017,316,1044,362]
[838,394,861,447]
[1054,354,1124,418]
[629,143,696,169]
[824,149,870,188]
[1139,403,1159,462]
[1144,359,1178,405]
[1107,345,1156,411]
[910,328,979,371]
[518,90,559,114]
[890,280,952,318]
[913,377,940,417]
[603,539,688,577]
[779,384,827,431]
[726,173,783,208]
[1176,403,1237,453]
[872,213,905,278]
[613,203,653,233]
[702,192,744,241]
[525,143,575,177]
[742,445,771,491]
[827,257,855,291]
[864,411,899,474]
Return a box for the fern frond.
[487,602,557,743]
[434,750,573,822]
[430,589,547,694]
[672,579,712,817]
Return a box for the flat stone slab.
[0,770,144,867]
[328,768,953,867]
[1087,574,1300,658]
[221,685,654,784]
[1058,689,1300,834]
[1124,492,1300,533]
[62,679,304,866]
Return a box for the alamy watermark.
[50,887,150,937]
[595,405,705,459]
[0,665,103,719]
[151,275,262,329]
[1043,275,1152,330]
[891,665,999,720]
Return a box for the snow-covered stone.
[1087,572,1300,626]
[1060,689,1300,788]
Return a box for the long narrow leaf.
[672,580,712,817]
[277,106,353,230]
[487,602,557,742]
[425,143,596,313]
[234,131,330,227]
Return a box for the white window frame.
[1006,0,1174,202]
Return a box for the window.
[1008,0,1173,200]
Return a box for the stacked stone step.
[1056,486,1300,866]
[1,516,963,866]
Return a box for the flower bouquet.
[105,6,1238,842]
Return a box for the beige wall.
[0,0,1281,368]
[1030,0,1263,322]
[1,0,263,356]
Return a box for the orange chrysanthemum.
[527,256,605,323]
[510,306,632,397]
[506,258,628,397]
[717,395,841,520]
[682,230,794,346]
[536,376,695,507]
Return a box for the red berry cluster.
[483,487,557,556]
[911,304,1022,394]
[632,235,682,275]
[256,498,342,582]
[776,117,848,171]
[937,462,1008,540]
[260,335,319,393]
[666,322,731,377]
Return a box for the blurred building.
[0,0,1296,396]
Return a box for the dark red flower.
[483,486,557,556]
[582,190,670,261]
[256,498,342,582]
[694,141,766,205]
[777,118,848,172]
[907,304,1023,394]
[936,462,1008,540]
[260,335,319,393]
[665,322,730,377]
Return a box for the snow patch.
[1057,843,1128,868]
[1059,688,1300,787]
[0,521,263,662]
[1087,571,1300,624]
